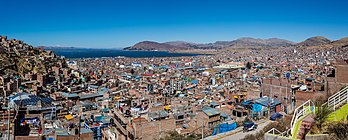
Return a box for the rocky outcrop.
[0,35,66,77]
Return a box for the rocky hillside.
[124,37,295,51]
[227,38,295,48]
[329,37,348,47]
[124,36,348,51]
[164,41,202,49]
[123,41,177,51]
[0,35,66,77]
[297,36,331,47]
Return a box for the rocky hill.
[329,37,348,47]
[297,36,331,47]
[0,35,66,77]
[124,36,348,51]
[124,41,179,51]
[124,37,295,51]
[164,41,202,49]
[227,37,295,48]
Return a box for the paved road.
[205,120,272,140]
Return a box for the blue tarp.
[241,100,252,106]
[254,97,281,107]
[252,104,262,112]
[20,117,40,123]
[211,122,238,136]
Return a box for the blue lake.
[47,48,204,58]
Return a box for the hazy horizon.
[2,0,348,48]
[32,35,345,49]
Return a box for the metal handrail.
[290,100,314,135]
[270,86,348,139]
[266,128,288,136]
[326,86,348,111]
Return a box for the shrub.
[327,121,348,140]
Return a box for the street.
[205,120,272,140]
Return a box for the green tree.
[243,117,251,124]
[130,69,135,75]
[246,62,252,69]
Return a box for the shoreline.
[123,49,218,55]
[51,49,211,59]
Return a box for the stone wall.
[264,133,330,140]
[305,134,330,140]
[295,91,326,106]
[133,118,176,140]
[264,134,293,140]
[327,80,347,97]
[336,65,348,83]
[15,136,40,140]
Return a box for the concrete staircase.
[290,99,315,138]
[296,114,315,139]
[266,86,348,139]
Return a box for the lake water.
[47,48,204,58]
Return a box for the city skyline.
[1,0,348,48]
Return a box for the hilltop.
[297,36,331,47]
[0,36,67,77]
[123,37,295,51]
[123,41,181,51]
[123,36,348,52]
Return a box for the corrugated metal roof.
[55,128,69,136]
[62,92,79,98]
[202,107,220,117]
[10,92,54,107]
[254,97,281,107]
[80,128,93,134]
[149,110,169,119]
[79,93,103,99]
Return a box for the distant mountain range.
[123,36,348,51]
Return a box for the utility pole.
[78,114,81,140]
[7,105,10,140]
[159,111,162,140]
[285,84,288,114]
[202,118,204,140]
[140,116,142,140]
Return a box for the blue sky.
[1,0,348,48]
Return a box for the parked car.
[243,122,258,132]
[270,112,283,121]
